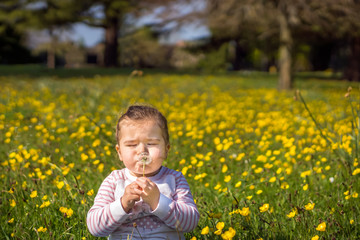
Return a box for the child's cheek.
[150,148,161,159]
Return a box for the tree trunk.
[104,16,119,67]
[344,37,360,82]
[278,10,293,90]
[47,47,55,69]
[47,30,56,69]
[232,40,246,71]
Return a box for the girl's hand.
[136,177,160,211]
[121,182,142,213]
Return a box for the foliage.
[0,72,360,239]
[0,24,36,64]
[197,43,230,72]
[119,27,172,69]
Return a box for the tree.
[25,0,85,68]
[0,1,35,64]
[204,0,360,88]
[78,0,187,68]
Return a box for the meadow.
[1,68,359,239]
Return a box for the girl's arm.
[152,172,200,232]
[86,172,129,237]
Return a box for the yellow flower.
[59,207,74,218]
[8,218,14,223]
[235,181,242,187]
[37,226,47,232]
[305,202,315,211]
[214,229,222,235]
[221,227,236,240]
[40,201,51,208]
[311,235,319,240]
[287,210,296,218]
[269,177,276,183]
[350,219,354,224]
[316,222,326,232]
[280,182,289,189]
[256,190,263,195]
[190,237,197,240]
[57,181,64,189]
[10,199,16,207]
[224,175,231,182]
[216,222,225,230]
[352,192,358,198]
[239,207,250,216]
[259,203,269,213]
[87,189,94,196]
[30,190,38,198]
[303,184,308,191]
[81,153,89,161]
[201,226,209,235]
[352,168,360,175]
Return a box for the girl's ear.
[166,144,170,155]
[115,144,123,161]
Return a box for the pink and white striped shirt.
[87,166,199,239]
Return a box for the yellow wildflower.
[352,168,360,175]
[269,177,276,183]
[216,222,225,230]
[57,181,64,189]
[305,202,315,211]
[30,190,38,198]
[37,226,47,232]
[224,175,231,183]
[235,181,242,187]
[287,209,296,218]
[40,201,51,208]
[10,199,16,207]
[201,226,209,235]
[259,203,269,213]
[311,235,319,240]
[316,222,326,232]
[87,189,94,196]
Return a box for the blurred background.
[1,0,360,89]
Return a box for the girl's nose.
[137,143,148,153]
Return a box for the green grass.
[1,67,359,239]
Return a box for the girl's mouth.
[136,153,152,165]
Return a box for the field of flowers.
[1,72,359,239]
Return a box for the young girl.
[87,105,199,239]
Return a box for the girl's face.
[116,119,170,177]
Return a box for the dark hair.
[116,105,169,145]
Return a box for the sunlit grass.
[1,72,359,239]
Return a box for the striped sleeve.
[86,171,128,237]
[153,170,199,232]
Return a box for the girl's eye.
[148,143,158,146]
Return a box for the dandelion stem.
[133,223,144,240]
[143,161,145,177]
